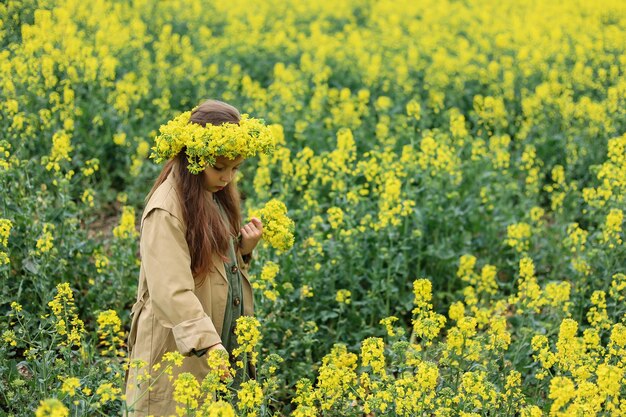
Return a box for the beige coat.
[124,171,254,417]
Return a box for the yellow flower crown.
[151,110,276,174]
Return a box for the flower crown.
[151,110,276,174]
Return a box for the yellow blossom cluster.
[152,111,276,174]
[47,283,84,348]
[250,199,295,252]
[233,316,262,369]
[254,261,280,302]
[35,398,69,417]
[97,310,126,357]
[113,206,139,239]
[0,218,12,265]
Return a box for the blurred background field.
[0,0,625,415]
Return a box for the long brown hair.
[147,99,243,280]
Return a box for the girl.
[124,99,275,416]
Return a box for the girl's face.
[202,155,244,192]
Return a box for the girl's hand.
[240,217,263,255]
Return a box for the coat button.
[231,265,239,273]
[233,297,241,306]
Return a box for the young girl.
[124,99,275,416]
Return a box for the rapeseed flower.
[380,316,402,337]
[505,222,532,253]
[81,189,95,208]
[35,223,55,255]
[48,283,84,347]
[152,111,275,174]
[256,261,279,301]
[97,310,126,357]
[197,400,236,416]
[0,219,12,247]
[44,130,73,172]
[361,337,386,377]
[326,207,344,230]
[233,316,261,368]
[565,223,588,253]
[601,208,623,248]
[0,140,11,170]
[251,199,295,252]
[587,291,611,330]
[60,376,80,397]
[35,398,69,417]
[96,382,121,405]
[173,372,200,414]
[237,380,263,416]
[335,289,351,305]
[113,206,138,239]
[0,218,11,265]
[2,330,17,347]
[94,251,110,273]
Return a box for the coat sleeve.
[141,208,222,355]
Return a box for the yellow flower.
[505,222,532,253]
[544,281,571,313]
[60,377,80,397]
[173,372,200,412]
[316,344,358,410]
[96,382,121,405]
[35,398,69,417]
[300,285,314,298]
[520,405,543,417]
[233,316,262,367]
[406,99,421,120]
[601,208,623,248]
[47,283,84,347]
[457,255,477,280]
[81,189,95,208]
[361,337,386,377]
[0,219,12,247]
[548,376,576,413]
[448,301,465,322]
[256,261,280,302]
[97,310,126,357]
[252,199,295,251]
[113,206,138,239]
[326,207,344,230]
[596,363,622,400]
[151,111,276,174]
[198,400,236,416]
[162,351,185,367]
[2,330,17,347]
[80,158,100,176]
[94,251,109,273]
[238,380,264,415]
[35,223,56,255]
[587,291,611,330]
[513,257,545,314]
[609,273,626,302]
[565,223,588,253]
[529,206,545,223]
[201,349,232,394]
[44,130,73,172]
[335,289,351,304]
[0,219,11,263]
[113,132,127,146]
[380,316,401,337]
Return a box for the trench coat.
[124,171,254,417]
